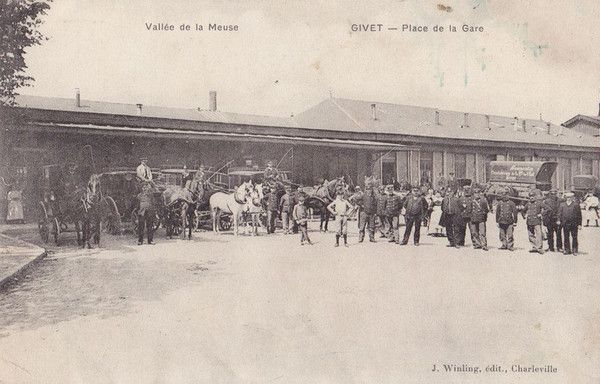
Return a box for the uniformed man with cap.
[523,191,545,254]
[384,185,403,244]
[264,161,279,187]
[495,189,518,251]
[542,189,562,252]
[558,191,582,255]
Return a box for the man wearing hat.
[136,157,153,183]
[456,188,473,246]
[542,189,562,252]
[400,187,428,246]
[376,185,388,238]
[495,190,518,251]
[279,185,294,234]
[558,192,582,255]
[469,190,490,250]
[523,191,545,254]
[441,189,461,248]
[384,185,403,244]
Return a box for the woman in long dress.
[428,191,445,236]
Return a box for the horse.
[162,176,204,239]
[209,181,253,236]
[242,183,266,236]
[78,173,103,248]
[298,176,346,232]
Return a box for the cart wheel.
[38,202,50,243]
[219,216,232,231]
[52,217,60,245]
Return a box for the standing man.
[457,188,473,246]
[350,186,365,242]
[327,191,354,247]
[384,185,402,244]
[279,186,293,234]
[361,182,377,243]
[523,192,545,254]
[469,191,490,251]
[136,157,153,183]
[558,192,582,255]
[496,190,518,251]
[542,189,562,252]
[266,187,279,234]
[293,193,312,245]
[400,187,427,246]
[441,189,460,248]
[376,185,388,238]
[136,182,156,245]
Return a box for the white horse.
[210,181,253,235]
[243,183,265,236]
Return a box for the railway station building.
[1,92,599,220]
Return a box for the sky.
[20,0,600,124]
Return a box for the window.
[581,158,593,175]
[454,153,467,179]
[381,152,398,185]
[420,151,433,185]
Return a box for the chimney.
[546,122,551,134]
[209,91,217,111]
[598,102,600,116]
[463,113,469,128]
[136,103,143,116]
[485,114,490,130]
[371,103,377,120]
[521,119,526,132]
[435,110,440,125]
[75,88,80,107]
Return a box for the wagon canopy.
[572,175,598,191]
[488,161,558,188]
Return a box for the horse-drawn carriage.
[37,164,121,247]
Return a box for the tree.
[0,0,51,106]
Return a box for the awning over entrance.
[21,122,414,152]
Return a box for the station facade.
[1,93,599,220]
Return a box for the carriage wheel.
[52,217,60,245]
[102,196,121,235]
[38,202,50,243]
[219,215,232,231]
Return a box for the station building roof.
[8,95,600,151]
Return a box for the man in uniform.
[469,190,490,251]
[384,185,403,244]
[279,186,294,234]
[496,190,518,251]
[360,183,377,243]
[327,191,355,247]
[442,189,461,248]
[457,188,473,246]
[400,187,428,246]
[376,185,388,238]
[137,182,156,245]
[542,189,562,252]
[266,187,279,234]
[523,192,545,254]
[558,192,582,255]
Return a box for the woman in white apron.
[428,191,445,236]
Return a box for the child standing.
[327,191,355,247]
[292,193,312,245]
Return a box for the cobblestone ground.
[0,218,599,383]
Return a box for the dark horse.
[162,175,204,239]
[298,176,346,232]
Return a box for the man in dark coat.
[384,185,402,244]
[469,191,490,250]
[523,193,545,254]
[266,187,279,234]
[542,190,562,252]
[376,185,388,238]
[279,186,294,234]
[457,188,473,246]
[136,182,156,245]
[400,187,428,246]
[496,190,518,251]
[558,192,582,255]
[442,189,461,248]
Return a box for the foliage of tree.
[0,0,52,106]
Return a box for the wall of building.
[567,120,600,137]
